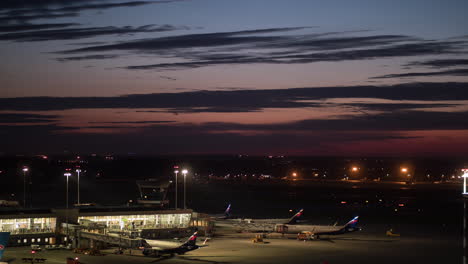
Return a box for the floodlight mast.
[462,169,468,195]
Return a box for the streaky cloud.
[1,82,468,111]
[0,22,78,33]
[406,59,468,68]
[371,68,468,79]
[0,24,187,42]
[56,54,119,62]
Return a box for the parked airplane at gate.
[0,232,10,264]
[141,231,206,257]
[275,216,361,239]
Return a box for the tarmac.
[2,228,462,264]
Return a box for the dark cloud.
[0,0,175,23]
[0,82,467,112]
[56,54,119,62]
[60,27,312,53]
[371,69,468,79]
[0,24,186,42]
[88,120,175,124]
[182,110,468,132]
[123,40,464,71]
[0,12,78,23]
[406,59,468,68]
[0,113,58,123]
[47,1,157,12]
[342,103,458,112]
[54,26,467,71]
[159,76,177,81]
[0,22,78,32]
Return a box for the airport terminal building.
[0,207,211,247]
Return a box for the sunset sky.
[1,0,468,156]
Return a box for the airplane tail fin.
[286,209,303,224]
[182,231,198,247]
[344,216,359,229]
[0,232,10,261]
[224,204,231,218]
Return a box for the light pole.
[64,172,72,209]
[76,169,81,205]
[64,172,72,241]
[401,167,411,182]
[462,169,468,195]
[182,169,188,209]
[22,167,28,208]
[174,170,179,210]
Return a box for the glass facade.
[0,217,56,234]
[78,213,191,231]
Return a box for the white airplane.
[141,231,207,257]
[214,205,304,232]
[274,216,361,239]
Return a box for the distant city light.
[22,167,29,172]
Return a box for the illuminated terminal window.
[0,217,56,234]
[79,213,191,231]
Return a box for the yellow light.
[352,167,358,172]
[401,168,408,173]
[292,172,297,177]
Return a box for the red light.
[398,203,405,207]
[31,250,36,254]
[341,201,347,204]
[174,165,179,169]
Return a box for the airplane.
[0,232,10,264]
[274,216,361,239]
[214,207,304,232]
[141,231,206,257]
[213,204,303,224]
[210,204,232,219]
